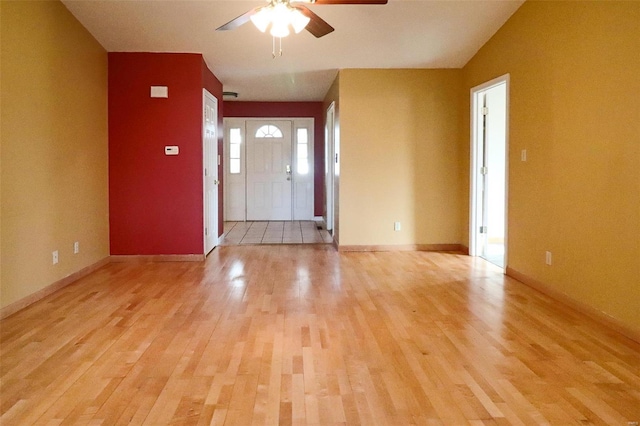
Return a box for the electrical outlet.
[545,251,552,265]
[74,241,79,254]
[52,250,59,265]
[394,221,401,231]
[521,149,527,162]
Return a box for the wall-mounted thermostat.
[165,146,179,156]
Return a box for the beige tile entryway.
[221,221,333,245]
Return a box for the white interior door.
[482,84,507,266]
[470,76,508,268]
[246,120,293,221]
[203,90,219,254]
[324,103,335,232]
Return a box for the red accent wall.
[109,52,223,255]
[224,101,325,216]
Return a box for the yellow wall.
[1,0,109,309]
[338,69,464,247]
[463,1,640,332]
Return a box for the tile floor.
[221,221,333,245]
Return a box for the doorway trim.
[469,74,510,267]
[203,89,219,255]
[324,102,336,234]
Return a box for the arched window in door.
[255,124,283,138]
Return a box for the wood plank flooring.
[1,246,639,425]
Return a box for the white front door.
[246,120,293,221]
[203,90,218,254]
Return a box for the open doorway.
[203,90,219,255]
[324,102,335,236]
[470,75,509,268]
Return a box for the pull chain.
[272,36,284,59]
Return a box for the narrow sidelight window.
[229,128,241,174]
[297,128,309,174]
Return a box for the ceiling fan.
[216,0,388,39]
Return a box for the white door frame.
[325,102,335,233]
[223,117,314,221]
[469,74,509,267]
[203,90,219,254]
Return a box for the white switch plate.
[394,222,401,231]
[545,251,552,265]
[521,149,527,162]
[150,86,168,98]
[165,146,179,156]
[52,250,59,265]
[74,241,79,254]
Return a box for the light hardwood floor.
[1,246,639,425]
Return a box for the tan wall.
[338,69,464,247]
[462,1,640,332]
[1,1,109,309]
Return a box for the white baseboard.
[506,267,640,344]
[1,257,110,320]
[110,254,205,262]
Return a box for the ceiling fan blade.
[216,8,259,31]
[299,0,387,4]
[296,6,335,38]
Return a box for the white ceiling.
[61,0,524,101]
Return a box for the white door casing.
[203,90,219,254]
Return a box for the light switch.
[165,146,179,155]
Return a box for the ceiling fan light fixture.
[270,3,292,37]
[270,22,290,37]
[290,8,310,33]
[250,7,272,32]
[249,2,310,38]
